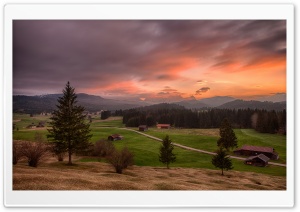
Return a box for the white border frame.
[3,4,294,207]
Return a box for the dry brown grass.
[13,155,286,190]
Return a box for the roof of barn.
[245,154,270,163]
[234,145,274,153]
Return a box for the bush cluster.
[107,147,134,174]
[90,140,134,174]
[13,140,50,167]
[92,140,115,157]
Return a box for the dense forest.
[119,104,286,134]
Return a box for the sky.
[13,20,286,102]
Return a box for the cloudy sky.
[13,20,286,102]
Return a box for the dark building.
[234,145,279,160]
[244,154,270,167]
[108,134,123,141]
[138,125,148,131]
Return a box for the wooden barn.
[234,145,279,160]
[107,134,123,141]
[138,125,148,131]
[156,124,171,129]
[244,154,270,167]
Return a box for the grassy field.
[12,114,286,177]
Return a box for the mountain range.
[13,93,286,114]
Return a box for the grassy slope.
[13,114,286,176]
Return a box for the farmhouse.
[244,154,270,167]
[156,124,171,129]
[234,145,279,160]
[107,134,123,141]
[138,125,148,131]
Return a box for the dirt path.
[122,128,286,167]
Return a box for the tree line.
[122,106,286,134]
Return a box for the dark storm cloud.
[195,87,210,95]
[13,20,286,95]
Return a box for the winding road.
[122,128,286,167]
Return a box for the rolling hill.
[13,93,287,114]
[13,93,149,114]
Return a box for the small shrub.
[107,147,134,174]
[20,141,50,167]
[92,140,115,157]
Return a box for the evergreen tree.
[212,147,233,175]
[217,118,238,151]
[159,135,176,169]
[47,82,92,165]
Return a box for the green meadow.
[143,128,286,164]
[13,114,286,176]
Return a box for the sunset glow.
[13,20,286,102]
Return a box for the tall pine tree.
[159,135,176,169]
[217,118,238,151]
[47,82,92,165]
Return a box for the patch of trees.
[101,110,111,120]
[122,106,286,134]
[114,109,123,116]
[254,109,286,134]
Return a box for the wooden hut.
[244,154,270,167]
[138,125,148,131]
[108,134,123,141]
